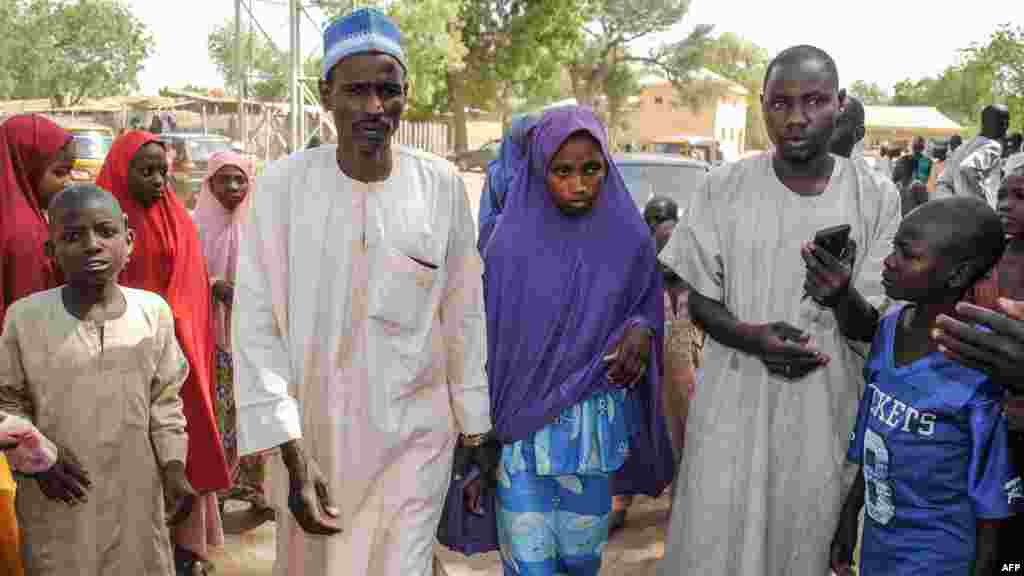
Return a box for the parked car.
[158,132,235,202]
[448,140,501,172]
[65,124,114,183]
[614,153,710,213]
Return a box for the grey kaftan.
[657,153,900,575]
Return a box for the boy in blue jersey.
[830,197,1022,576]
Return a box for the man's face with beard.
[762,57,841,165]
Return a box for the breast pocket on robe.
[368,245,441,386]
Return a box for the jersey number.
[863,429,895,525]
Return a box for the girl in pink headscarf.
[191,151,273,534]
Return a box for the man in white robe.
[934,105,1009,207]
[657,45,901,576]
[231,8,492,576]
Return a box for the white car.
[614,153,710,213]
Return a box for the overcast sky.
[129,0,1023,96]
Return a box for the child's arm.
[830,468,864,575]
[966,390,1018,574]
[150,302,194,526]
[1,311,91,500]
[150,303,189,470]
[833,367,876,575]
[974,519,1001,575]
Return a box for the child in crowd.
[830,197,1020,576]
[643,196,700,462]
[0,184,195,575]
[968,154,1024,570]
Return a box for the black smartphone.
[813,224,852,259]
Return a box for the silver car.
[613,153,709,213]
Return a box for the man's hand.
[35,442,91,506]
[801,239,856,308]
[934,299,1024,393]
[829,510,858,576]
[281,441,341,535]
[455,434,500,516]
[604,324,652,388]
[162,460,196,526]
[212,279,235,307]
[747,322,829,379]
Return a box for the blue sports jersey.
[848,306,1022,576]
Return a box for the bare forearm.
[974,520,1001,575]
[843,468,866,517]
[833,286,880,343]
[688,291,759,355]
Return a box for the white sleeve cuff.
[236,397,303,456]
[453,386,492,436]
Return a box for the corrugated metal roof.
[0,95,184,114]
[864,106,963,134]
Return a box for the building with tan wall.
[622,70,749,161]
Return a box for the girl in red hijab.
[0,114,74,576]
[96,131,230,576]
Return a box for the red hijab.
[0,115,70,322]
[96,131,230,492]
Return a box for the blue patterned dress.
[496,388,635,575]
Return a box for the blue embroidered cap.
[322,8,407,80]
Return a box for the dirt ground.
[211,492,670,576]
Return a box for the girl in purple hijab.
[484,106,672,574]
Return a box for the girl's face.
[127,142,168,207]
[546,132,606,217]
[210,165,249,212]
[997,174,1024,239]
[36,143,74,210]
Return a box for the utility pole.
[289,0,303,152]
[235,0,247,147]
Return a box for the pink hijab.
[191,151,254,348]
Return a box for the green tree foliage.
[564,0,712,147]
[446,0,586,149]
[892,24,1024,133]
[0,1,18,99]
[567,0,711,109]
[207,18,320,101]
[159,85,213,97]
[0,0,151,105]
[846,80,889,105]
[699,32,770,150]
[963,24,1024,132]
[385,0,466,120]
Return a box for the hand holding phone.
[802,225,855,306]
[813,224,852,260]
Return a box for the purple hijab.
[484,106,673,496]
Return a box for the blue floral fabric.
[514,389,633,477]
[496,441,612,575]
[495,390,632,575]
